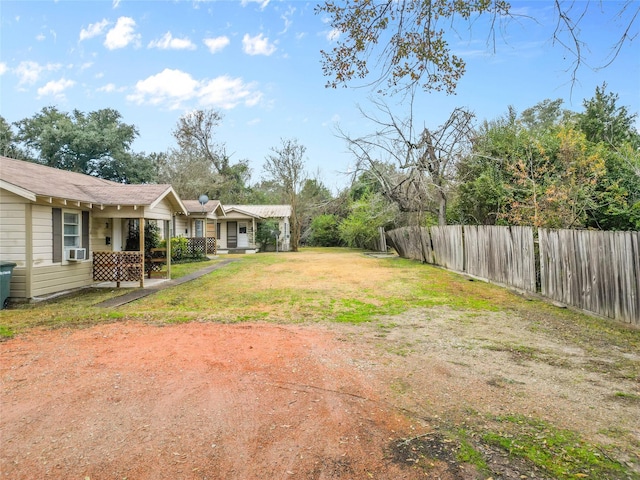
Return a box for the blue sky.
[1,0,638,192]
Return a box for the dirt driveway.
[1,252,639,479]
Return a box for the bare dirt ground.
[1,254,639,479]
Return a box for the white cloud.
[127,69,200,109]
[242,33,276,56]
[37,78,75,98]
[326,29,340,42]
[247,118,261,126]
[97,83,117,92]
[113,0,121,7]
[36,33,46,41]
[322,114,341,127]
[128,68,262,110]
[280,6,295,34]
[203,36,230,54]
[80,19,110,41]
[199,76,262,109]
[104,17,140,50]
[0,63,6,76]
[241,0,270,9]
[148,32,196,50]
[15,61,61,85]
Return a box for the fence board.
[539,229,639,324]
[464,225,535,292]
[388,225,638,325]
[431,226,464,272]
[386,226,431,262]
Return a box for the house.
[0,156,187,302]
[218,205,292,253]
[175,199,226,255]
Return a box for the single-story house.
[176,199,226,255]
[218,205,292,253]
[0,156,187,301]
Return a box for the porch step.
[218,248,258,255]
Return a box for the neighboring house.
[219,205,292,253]
[176,199,226,255]
[0,156,187,302]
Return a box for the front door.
[227,221,237,248]
[238,222,248,248]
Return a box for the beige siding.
[148,199,173,220]
[91,218,111,253]
[31,204,53,265]
[93,200,175,222]
[218,221,228,249]
[93,206,142,219]
[226,213,253,220]
[31,261,93,297]
[174,216,188,237]
[0,190,27,264]
[8,267,27,299]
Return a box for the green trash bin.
[0,261,17,310]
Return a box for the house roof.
[0,156,187,214]
[225,204,292,219]
[182,199,225,216]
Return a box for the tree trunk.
[438,191,447,226]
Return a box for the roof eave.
[1,180,37,202]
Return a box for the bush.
[309,214,342,246]
[256,219,280,250]
[339,192,397,248]
[160,237,189,261]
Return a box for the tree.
[340,97,474,225]
[263,139,308,252]
[577,84,640,229]
[316,0,639,95]
[456,97,640,229]
[339,191,398,248]
[156,146,219,200]
[12,107,157,183]
[309,214,342,247]
[170,109,252,202]
[578,83,640,148]
[298,177,335,244]
[0,116,28,160]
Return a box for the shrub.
[309,214,342,246]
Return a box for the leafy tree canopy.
[12,107,157,183]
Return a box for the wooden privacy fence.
[539,229,639,323]
[386,225,639,325]
[464,226,536,293]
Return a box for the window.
[64,212,80,249]
[239,224,247,234]
[216,222,221,240]
[53,209,88,263]
[195,219,204,237]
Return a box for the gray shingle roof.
[182,199,223,214]
[0,156,181,209]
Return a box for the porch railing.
[93,251,143,284]
[187,237,217,256]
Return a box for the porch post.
[139,217,145,288]
[166,219,172,280]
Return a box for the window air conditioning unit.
[68,248,87,261]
